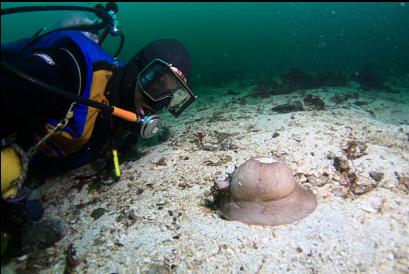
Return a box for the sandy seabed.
[5,80,409,274]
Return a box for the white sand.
[6,82,409,273]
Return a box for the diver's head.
[120,39,196,118]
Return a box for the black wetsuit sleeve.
[1,44,84,138]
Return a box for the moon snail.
[215,157,317,226]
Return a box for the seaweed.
[331,92,359,104]
[281,69,349,91]
[248,68,350,99]
[331,140,375,198]
[87,180,103,194]
[354,64,399,93]
[315,71,349,87]
[280,68,316,91]
[303,94,325,110]
[203,184,226,210]
[64,243,80,274]
[153,157,167,167]
[271,101,304,113]
[193,132,205,145]
[343,140,367,160]
[248,79,282,98]
[355,64,386,91]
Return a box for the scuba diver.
[1,2,197,256]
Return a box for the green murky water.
[2,2,409,88]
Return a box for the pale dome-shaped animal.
[215,156,317,226]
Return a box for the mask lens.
[137,59,196,116]
[167,86,195,116]
[138,61,170,100]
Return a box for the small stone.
[306,174,317,184]
[272,101,304,113]
[334,157,349,172]
[360,204,378,213]
[396,173,409,192]
[91,208,106,220]
[327,151,336,160]
[369,171,384,182]
[128,210,138,223]
[351,177,375,195]
[178,182,189,189]
[331,187,347,198]
[106,241,114,248]
[16,255,28,262]
[333,174,341,181]
[303,94,325,110]
[156,200,168,206]
[21,219,65,253]
[292,134,302,142]
[272,132,280,138]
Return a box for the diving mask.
[137,59,197,117]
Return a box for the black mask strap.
[105,67,123,107]
[118,54,146,111]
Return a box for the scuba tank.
[1,2,124,58]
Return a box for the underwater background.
[2,2,409,90]
[2,3,409,273]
